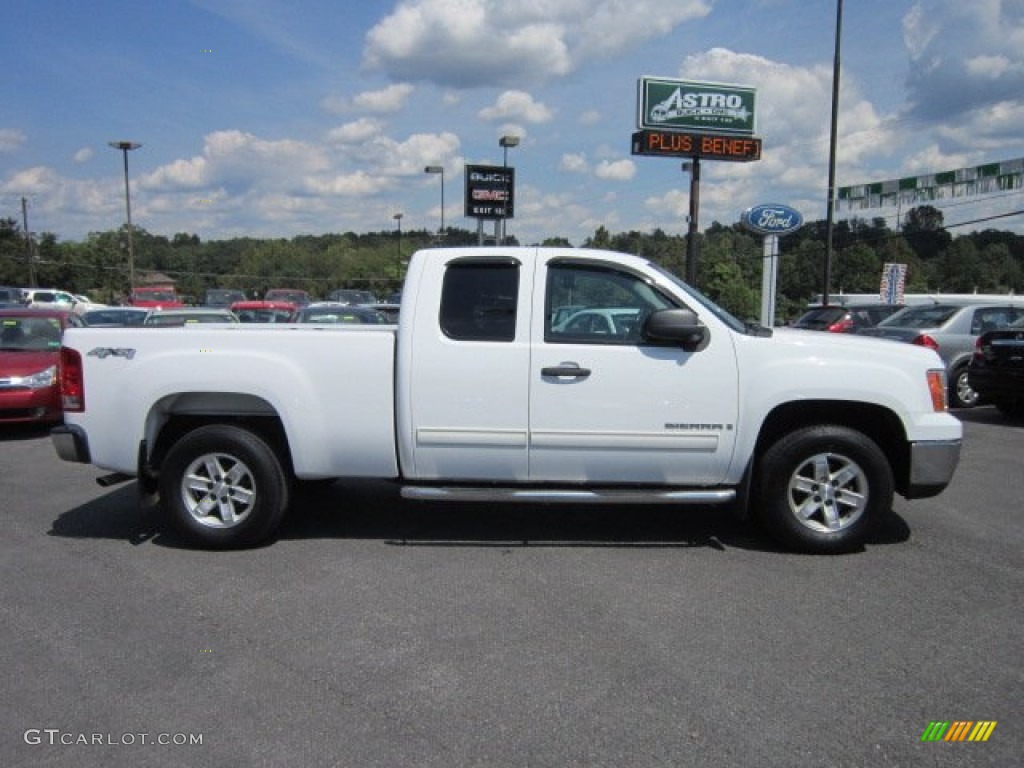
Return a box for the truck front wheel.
[757,425,893,554]
[159,424,289,549]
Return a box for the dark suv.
[789,303,903,333]
[203,288,248,308]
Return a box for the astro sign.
[741,204,804,236]
[464,164,515,220]
[638,77,756,135]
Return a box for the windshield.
[647,261,748,333]
[0,317,63,350]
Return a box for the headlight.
[21,365,57,389]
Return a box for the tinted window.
[439,261,519,342]
[970,307,1024,334]
[880,305,960,329]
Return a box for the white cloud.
[560,153,588,173]
[353,83,415,113]
[73,147,94,163]
[594,159,636,181]
[326,118,386,145]
[363,0,709,88]
[903,0,1024,119]
[0,129,26,152]
[578,109,601,126]
[1,165,59,194]
[478,91,554,123]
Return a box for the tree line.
[1,205,1021,321]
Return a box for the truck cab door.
[398,254,531,481]
[528,258,739,485]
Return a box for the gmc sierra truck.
[51,247,962,553]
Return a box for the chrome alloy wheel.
[955,368,980,408]
[180,452,257,529]
[786,451,868,534]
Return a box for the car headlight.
[20,365,57,389]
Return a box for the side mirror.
[643,308,708,351]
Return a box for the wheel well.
[751,400,910,495]
[143,394,293,480]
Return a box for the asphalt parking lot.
[1,410,1021,767]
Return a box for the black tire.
[757,425,894,554]
[950,364,981,409]
[159,424,290,549]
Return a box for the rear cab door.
[398,251,532,481]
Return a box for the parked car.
[858,301,1024,408]
[789,303,904,333]
[21,288,78,310]
[130,286,184,309]
[230,300,296,323]
[326,288,378,305]
[143,308,239,326]
[0,286,24,308]
[967,316,1024,417]
[550,307,644,340]
[290,302,387,324]
[203,288,248,308]
[71,294,107,314]
[264,289,312,307]
[79,307,149,327]
[0,308,80,424]
[368,303,401,323]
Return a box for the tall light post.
[109,140,142,293]
[392,212,403,284]
[823,0,843,307]
[424,165,444,241]
[498,134,519,244]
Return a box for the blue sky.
[2,0,1023,245]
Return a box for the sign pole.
[686,158,701,285]
[760,234,779,327]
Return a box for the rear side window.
[439,260,519,342]
[970,307,1024,334]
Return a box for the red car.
[0,308,80,424]
[129,285,184,309]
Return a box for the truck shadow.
[47,479,911,554]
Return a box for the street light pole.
[498,135,519,244]
[424,165,444,241]
[108,140,142,294]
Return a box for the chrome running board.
[400,486,735,505]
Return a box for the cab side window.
[545,262,676,344]
[439,260,519,342]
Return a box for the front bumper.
[51,424,91,463]
[905,439,961,499]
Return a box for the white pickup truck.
[52,247,962,553]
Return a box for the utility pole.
[21,196,36,287]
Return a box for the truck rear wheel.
[757,425,893,554]
[159,424,289,549]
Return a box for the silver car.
[859,301,1024,407]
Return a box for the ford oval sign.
[742,203,803,236]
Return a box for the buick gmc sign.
[465,164,515,220]
[742,204,803,236]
